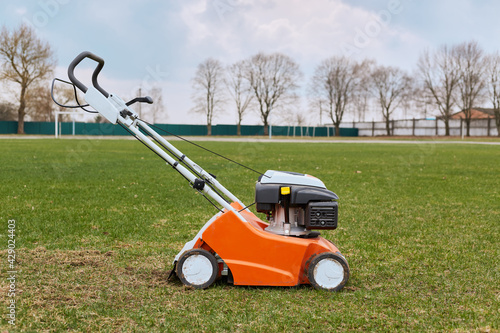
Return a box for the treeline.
[192,41,500,136]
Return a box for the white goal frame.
[54,110,87,138]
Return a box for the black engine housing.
[255,182,339,230]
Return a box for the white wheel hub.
[313,258,344,289]
[181,254,214,286]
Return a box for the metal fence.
[0,121,359,137]
[5,119,497,137]
[351,118,499,137]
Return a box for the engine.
[255,170,339,237]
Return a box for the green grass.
[0,138,499,332]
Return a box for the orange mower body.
[193,203,347,287]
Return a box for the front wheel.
[308,252,349,291]
[176,249,218,289]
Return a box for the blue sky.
[2,0,500,124]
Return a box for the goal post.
[54,110,87,138]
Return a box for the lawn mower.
[54,51,350,291]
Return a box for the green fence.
[0,121,358,137]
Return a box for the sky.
[1,0,500,125]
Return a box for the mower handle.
[67,51,109,97]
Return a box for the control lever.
[126,96,153,106]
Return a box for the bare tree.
[310,56,367,136]
[26,84,54,122]
[295,112,308,137]
[485,52,500,136]
[280,111,308,137]
[0,24,55,133]
[406,85,427,119]
[351,59,375,122]
[352,88,371,122]
[417,45,460,135]
[191,58,225,136]
[312,99,327,125]
[244,52,302,136]
[454,41,487,137]
[370,65,413,136]
[142,85,166,124]
[411,84,434,119]
[0,101,16,121]
[226,60,254,136]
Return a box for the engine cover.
[255,171,338,214]
[255,182,338,213]
[255,170,340,235]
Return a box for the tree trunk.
[444,118,450,136]
[335,124,340,136]
[465,118,471,137]
[385,117,391,136]
[237,122,241,136]
[207,123,212,136]
[17,86,27,134]
[263,122,269,136]
[495,111,500,137]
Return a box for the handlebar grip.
[67,51,109,97]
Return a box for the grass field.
[0,138,499,332]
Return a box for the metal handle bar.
[67,51,109,97]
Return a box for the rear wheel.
[308,252,349,291]
[176,249,218,289]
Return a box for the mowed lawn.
[0,138,498,332]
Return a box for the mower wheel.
[308,252,349,291]
[176,249,218,289]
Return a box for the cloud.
[180,0,212,44]
[15,7,27,16]
[178,0,426,72]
